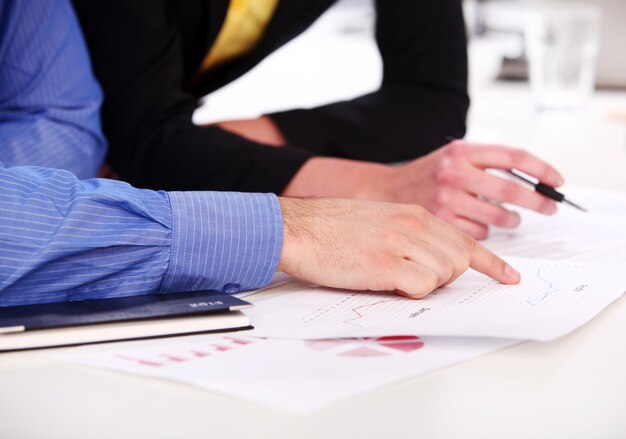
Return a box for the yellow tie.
[199,0,279,73]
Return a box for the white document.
[484,186,626,263]
[56,333,517,414]
[485,209,626,264]
[246,258,626,341]
[563,186,626,217]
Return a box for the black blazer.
[72,0,469,193]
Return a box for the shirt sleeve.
[0,0,106,179]
[270,0,469,162]
[72,0,312,193]
[0,163,283,307]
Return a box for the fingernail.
[556,174,565,186]
[504,263,521,283]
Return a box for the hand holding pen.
[442,135,587,214]
[384,137,574,239]
[505,169,587,212]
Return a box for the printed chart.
[448,262,594,309]
[306,335,424,357]
[111,336,255,369]
[58,333,515,413]
[247,258,626,341]
[302,293,425,328]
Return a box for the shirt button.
[223,283,241,294]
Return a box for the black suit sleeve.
[72,0,313,193]
[270,0,469,162]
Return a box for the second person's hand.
[283,141,565,239]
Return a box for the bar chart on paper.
[57,333,516,413]
[248,257,626,341]
[111,336,255,369]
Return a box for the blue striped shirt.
[0,0,283,306]
[0,0,106,178]
[0,162,283,306]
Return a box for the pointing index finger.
[469,240,521,285]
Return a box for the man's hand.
[215,119,563,239]
[283,141,565,239]
[376,140,565,239]
[278,197,520,299]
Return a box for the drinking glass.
[525,2,601,111]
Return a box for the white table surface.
[2,3,625,438]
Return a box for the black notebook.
[0,291,252,352]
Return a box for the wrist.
[276,197,304,275]
[217,116,287,147]
[282,157,391,200]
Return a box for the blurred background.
[194,0,626,190]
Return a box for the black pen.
[505,169,588,212]
[443,136,588,212]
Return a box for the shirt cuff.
[160,191,283,294]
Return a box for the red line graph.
[343,298,404,326]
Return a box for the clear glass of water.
[525,2,601,111]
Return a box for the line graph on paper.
[527,267,560,306]
[245,257,622,340]
[294,261,603,330]
[284,260,606,334]
[300,291,436,328]
[449,262,597,309]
